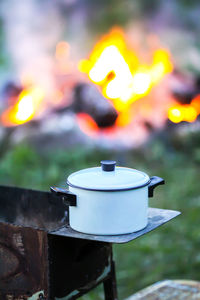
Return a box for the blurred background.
[1,0,200,299]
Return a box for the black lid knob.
[101,160,116,172]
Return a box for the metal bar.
[103,251,118,300]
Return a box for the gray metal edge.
[49,208,181,244]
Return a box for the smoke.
[1,0,64,98]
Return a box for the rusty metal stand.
[103,258,118,300]
[0,185,180,299]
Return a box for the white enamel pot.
[51,160,164,235]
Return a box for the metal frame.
[0,185,180,300]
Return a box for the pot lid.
[67,160,150,191]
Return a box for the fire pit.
[0,185,180,299]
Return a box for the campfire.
[78,27,174,139]
[1,26,200,146]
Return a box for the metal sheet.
[0,185,68,231]
[50,208,180,244]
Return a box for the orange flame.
[79,28,173,115]
[76,113,99,138]
[168,95,200,123]
[1,87,44,127]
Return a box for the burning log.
[0,82,119,152]
[1,80,118,131]
[71,83,118,128]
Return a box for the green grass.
[1,134,200,300]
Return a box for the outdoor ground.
[0,129,200,300]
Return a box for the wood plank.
[126,280,200,299]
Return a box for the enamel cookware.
[51,160,164,235]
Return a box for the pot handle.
[50,186,77,206]
[148,176,165,198]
